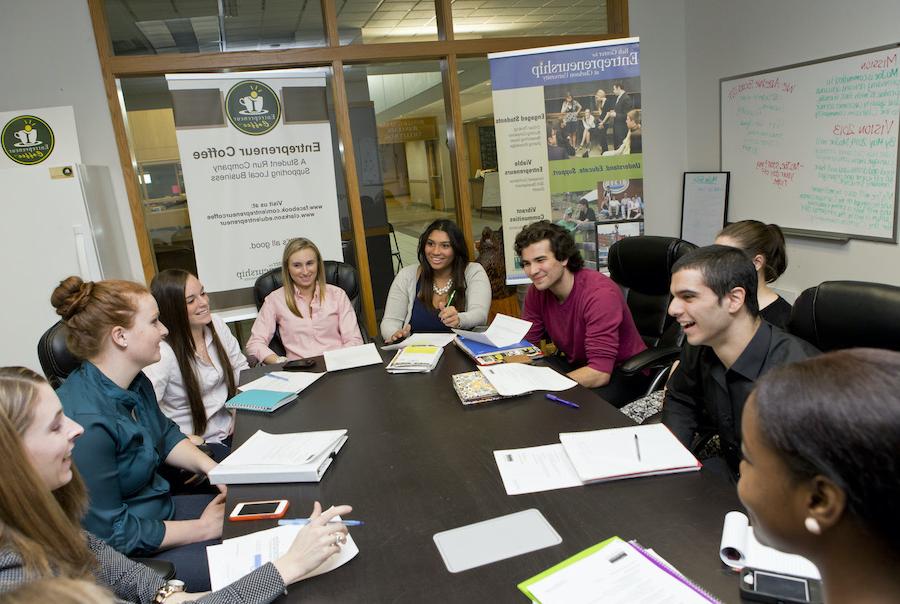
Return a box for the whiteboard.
[681,172,729,247]
[720,44,900,242]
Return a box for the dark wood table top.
[224,346,743,603]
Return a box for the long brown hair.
[718,220,787,283]
[416,219,469,313]
[150,270,238,437]
[50,276,148,359]
[281,238,327,318]
[0,367,93,578]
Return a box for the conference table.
[224,345,743,603]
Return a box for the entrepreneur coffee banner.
[166,71,342,292]
[488,38,643,282]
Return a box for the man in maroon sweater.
[515,221,646,406]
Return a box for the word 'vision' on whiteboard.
[721,45,900,242]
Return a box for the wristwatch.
[153,579,185,603]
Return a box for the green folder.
[517,536,621,601]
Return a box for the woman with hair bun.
[51,276,224,590]
[738,348,900,603]
[145,269,248,459]
[716,220,792,328]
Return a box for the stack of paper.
[453,313,532,348]
[207,521,359,590]
[518,536,718,603]
[380,332,457,351]
[323,343,383,372]
[386,345,444,373]
[720,511,820,579]
[493,424,701,495]
[477,363,576,396]
[208,429,348,484]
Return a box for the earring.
[804,517,821,535]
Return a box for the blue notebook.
[225,389,297,413]
[455,336,544,366]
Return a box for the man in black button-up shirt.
[662,246,819,477]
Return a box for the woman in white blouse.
[145,269,248,458]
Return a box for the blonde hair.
[0,367,93,579]
[281,238,327,318]
[0,577,115,603]
[50,276,149,359]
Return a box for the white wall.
[0,0,144,281]
[631,0,900,296]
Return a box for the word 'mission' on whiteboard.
[721,46,900,241]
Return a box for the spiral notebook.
[225,389,297,413]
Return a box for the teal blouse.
[57,361,186,555]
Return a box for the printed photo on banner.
[489,38,642,283]
[596,219,644,268]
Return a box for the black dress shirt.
[663,322,819,474]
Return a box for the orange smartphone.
[229,499,289,521]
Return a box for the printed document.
[493,444,582,495]
[454,313,532,348]
[238,371,325,394]
[323,343,383,371]
[477,363,576,396]
[207,521,358,590]
[224,429,347,467]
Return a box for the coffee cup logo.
[225,81,280,135]
[2,116,54,165]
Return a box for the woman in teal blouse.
[52,276,226,591]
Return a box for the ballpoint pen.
[446,290,456,307]
[278,519,364,527]
[634,433,642,462]
[545,393,580,409]
[267,372,290,381]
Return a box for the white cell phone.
[229,499,289,522]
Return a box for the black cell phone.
[739,568,823,603]
[283,358,316,371]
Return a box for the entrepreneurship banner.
[166,71,342,292]
[488,38,643,282]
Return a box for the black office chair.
[35,322,177,581]
[253,260,370,357]
[606,235,698,401]
[788,280,900,352]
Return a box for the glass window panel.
[343,62,456,318]
[104,0,325,56]
[336,0,438,45]
[118,71,355,324]
[451,0,608,39]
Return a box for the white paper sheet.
[223,430,347,467]
[720,511,820,579]
[477,363,576,396]
[493,444,583,495]
[527,538,713,604]
[323,343,383,371]
[238,371,325,393]
[207,520,359,590]
[453,313,532,348]
[381,333,457,350]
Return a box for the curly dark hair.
[513,220,584,272]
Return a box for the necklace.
[433,277,453,295]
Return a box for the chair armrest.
[619,346,682,375]
[132,558,176,580]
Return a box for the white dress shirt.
[144,314,249,443]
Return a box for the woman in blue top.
[51,276,225,591]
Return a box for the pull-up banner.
[166,70,342,292]
[488,38,642,282]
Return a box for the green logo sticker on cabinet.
[2,115,55,165]
[224,80,281,135]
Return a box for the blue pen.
[267,373,290,382]
[278,519,364,527]
[545,393,580,409]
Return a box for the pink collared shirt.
[246,284,363,361]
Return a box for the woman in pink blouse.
[247,238,363,364]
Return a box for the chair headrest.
[37,321,81,389]
[252,261,361,310]
[788,280,900,352]
[607,236,697,295]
